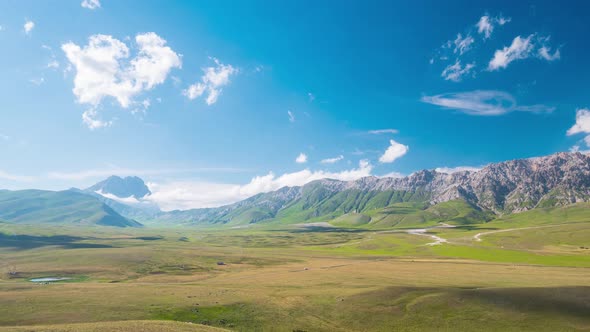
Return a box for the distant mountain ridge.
[135,152,590,226]
[86,175,151,199]
[2,152,588,229]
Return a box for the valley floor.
[1,218,590,331]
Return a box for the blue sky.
[1,0,590,209]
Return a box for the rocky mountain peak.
[86,175,151,199]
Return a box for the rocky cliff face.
[326,151,590,214]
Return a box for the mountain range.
[144,152,590,227]
[1,152,589,228]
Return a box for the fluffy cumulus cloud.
[379,139,409,163]
[421,90,555,116]
[567,109,590,149]
[62,33,181,128]
[145,160,373,210]
[567,109,590,136]
[295,152,308,163]
[488,34,560,71]
[435,166,481,174]
[24,20,34,34]
[183,58,237,105]
[321,155,344,164]
[476,15,510,39]
[81,0,100,9]
[441,60,475,82]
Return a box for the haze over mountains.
[1,152,590,228]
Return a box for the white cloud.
[0,170,35,182]
[434,13,509,73]
[308,92,315,102]
[421,90,554,116]
[379,139,409,163]
[537,37,561,61]
[146,160,373,210]
[453,33,474,55]
[368,129,398,135]
[488,34,560,71]
[441,60,475,82]
[295,153,308,164]
[567,109,590,137]
[82,108,112,130]
[476,16,493,39]
[476,15,510,39]
[497,16,511,26]
[183,58,237,105]
[29,77,44,85]
[321,155,344,164]
[379,171,405,178]
[570,145,581,153]
[95,190,141,205]
[24,20,34,34]
[538,46,560,61]
[47,60,59,69]
[62,33,181,128]
[81,0,101,9]
[435,166,481,174]
[488,35,535,71]
[145,181,240,210]
[288,110,295,123]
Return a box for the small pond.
[29,277,71,283]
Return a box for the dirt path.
[377,223,455,246]
[406,229,448,245]
[473,223,574,242]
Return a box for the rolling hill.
[0,189,141,227]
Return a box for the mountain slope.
[138,152,590,227]
[0,189,142,227]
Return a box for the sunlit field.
[2,212,590,331]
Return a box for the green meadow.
[1,206,590,331]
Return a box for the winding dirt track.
[473,223,574,242]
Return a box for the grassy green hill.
[0,190,141,227]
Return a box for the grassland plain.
[1,210,590,331]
